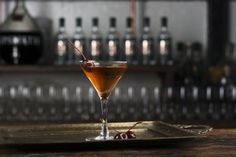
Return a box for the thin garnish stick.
[67,39,87,62]
[127,121,142,132]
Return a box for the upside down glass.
[80,60,127,140]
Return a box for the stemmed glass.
[67,40,127,140]
[80,60,127,140]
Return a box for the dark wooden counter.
[0,129,235,156]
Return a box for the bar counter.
[0,128,235,156]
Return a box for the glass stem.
[100,98,109,139]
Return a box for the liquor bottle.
[140,17,154,65]
[157,17,172,65]
[182,42,205,86]
[175,42,188,85]
[90,17,102,60]
[0,0,43,64]
[220,43,235,84]
[190,42,205,85]
[209,43,235,84]
[73,17,86,64]
[106,17,119,61]
[124,17,137,64]
[176,42,187,65]
[55,17,68,65]
[182,42,193,85]
[219,47,234,92]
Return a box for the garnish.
[114,121,142,140]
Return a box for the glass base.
[86,135,113,141]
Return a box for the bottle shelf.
[0,65,177,74]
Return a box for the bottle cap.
[161,17,167,27]
[110,17,116,27]
[143,17,150,27]
[76,17,82,27]
[59,17,65,27]
[92,17,99,27]
[127,17,132,28]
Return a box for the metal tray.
[0,121,212,148]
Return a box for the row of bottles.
[175,41,205,86]
[55,17,172,65]
[0,0,172,65]
[1,0,211,69]
[175,41,235,86]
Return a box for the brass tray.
[0,121,212,148]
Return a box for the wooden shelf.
[0,65,177,74]
[0,65,82,74]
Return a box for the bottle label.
[91,40,101,56]
[142,40,151,56]
[74,40,83,55]
[108,40,117,56]
[57,40,66,56]
[125,40,134,56]
[159,39,170,55]
[0,34,41,46]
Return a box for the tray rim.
[0,121,212,146]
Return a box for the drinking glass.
[80,60,127,140]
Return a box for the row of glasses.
[0,84,160,122]
[163,85,236,121]
[0,84,235,122]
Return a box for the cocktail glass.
[80,60,127,140]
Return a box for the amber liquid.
[81,64,127,99]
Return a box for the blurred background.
[0,0,235,127]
